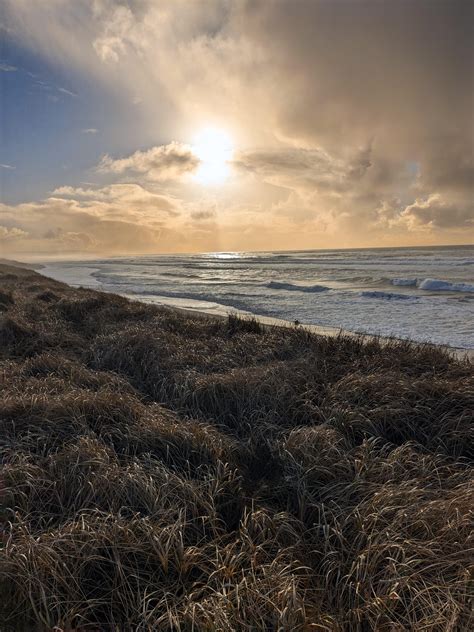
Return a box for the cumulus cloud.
[98,142,200,181]
[0,182,233,255]
[0,198,178,256]
[52,182,172,202]
[50,183,180,221]
[0,225,28,240]
[401,195,474,230]
[0,182,187,255]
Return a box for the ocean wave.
[418,278,474,293]
[267,281,329,293]
[160,271,227,281]
[389,277,474,293]
[360,291,414,300]
[391,278,418,287]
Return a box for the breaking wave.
[390,278,474,293]
[267,281,329,293]
[418,278,474,293]
[391,278,418,287]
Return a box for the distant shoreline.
[39,263,474,361]
[37,245,474,354]
[4,257,473,360]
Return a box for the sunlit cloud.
[0,225,28,240]
[401,195,474,231]
[0,184,186,255]
[1,0,472,251]
[98,142,200,182]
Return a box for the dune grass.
[0,264,473,631]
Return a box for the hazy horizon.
[1,0,473,257]
[3,242,470,266]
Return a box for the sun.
[193,127,234,185]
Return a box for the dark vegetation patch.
[0,265,473,631]
[35,289,59,303]
[0,290,14,310]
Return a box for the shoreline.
[36,262,474,362]
[37,256,474,359]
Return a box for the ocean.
[41,245,474,350]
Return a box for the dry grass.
[0,264,473,631]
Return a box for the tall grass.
[0,265,473,631]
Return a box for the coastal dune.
[1,264,473,631]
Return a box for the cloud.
[27,73,79,101]
[43,227,98,250]
[0,225,28,240]
[92,4,134,63]
[57,86,78,97]
[1,0,473,248]
[98,142,200,181]
[81,128,98,134]
[234,145,372,194]
[401,195,474,230]
[0,164,15,170]
[0,183,187,255]
[190,209,216,221]
[0,62,17,72]
[50,183,180,219]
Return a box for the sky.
[0,0,473,258]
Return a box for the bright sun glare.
[193,127,234,185]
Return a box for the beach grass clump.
[0,265,473,631]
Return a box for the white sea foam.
[390,277,474,292]
[418,278,474,293]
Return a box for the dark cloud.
[191,209,216,221]
[234,145,374,193]
[222,0,473,237]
